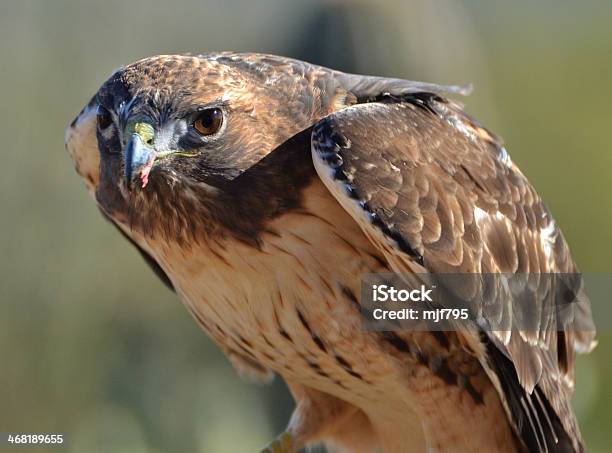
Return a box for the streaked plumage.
[66,53,595,452]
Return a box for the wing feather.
[311,94,595,452]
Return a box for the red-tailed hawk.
[65,53,595,453]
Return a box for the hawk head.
[66,54,345,241]
[65,53,467,243]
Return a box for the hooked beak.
[124,123,155,189]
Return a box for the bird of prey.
[66,53,595,453]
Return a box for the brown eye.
[193,108,223,136]
[96,105,113,130]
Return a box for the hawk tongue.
[140,158,155,188]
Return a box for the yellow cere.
[128,121,197,161]
[133,122,155,145]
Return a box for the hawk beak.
[124,123,156,189]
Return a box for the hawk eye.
[193,108,223,136]
[96,105,113,130]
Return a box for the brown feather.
[312,93,596,452]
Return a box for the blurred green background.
[1,0,611,452]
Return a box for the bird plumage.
[66,52,595,452]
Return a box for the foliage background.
[0,0,610,451]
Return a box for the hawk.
[66,53,595,453]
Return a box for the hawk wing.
[311,93,596,452]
